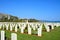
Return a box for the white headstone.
[21,28,24,33]
[51,25,54,29]
[15,25,17,32]
[11,33,17,40]
[46,26,50,32]
[1,30,5,40]
[5,24,9,30]
[38,25,42,36]
[45,25,50,32]
[56,23,60,27]
[10,26,13,31]
[28,25,31,34]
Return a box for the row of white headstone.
[0,22,60,37]
[0,22,43,36]
[0,30,17,40]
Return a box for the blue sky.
[0,0,60,21]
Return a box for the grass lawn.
[0,27,60,40]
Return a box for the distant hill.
[0,13,40,22]
[0,13,19,21]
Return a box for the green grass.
[0,27,60,40]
